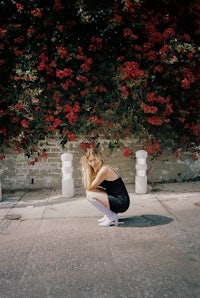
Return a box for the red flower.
[174,150,180,158]
[27,26,35,36]
[145,50,156,61]
[144,140,161,155]
[80,141,96,150]
[14,76,22,81]
[76,75,88,83]
[181,78,190,89]
[159,45,169,55]
[56,68,73,79]
[191,125,199,136]
[49,61,57,68]
[14,49,24,56]
[66,112,78,124]
[81,63,91,72]
[80,90,87,97]
[0,28,7,38]
[21,120,29,128]
[37,62,46,71]
[146,92,156,102]
[192,154,198,161]
[68,132,76,141]
[90,116,104,125]
[114,14,122,24]
[121,85,129,97]
[108,122,113,129]
[39,53,48,62]
[154,65,163,73]
[57,46,69,59]
[53,93,60,104]
[162,28,175,39]
[41,150,48,159]
[31,8,43,18]
[179,117,185,123]
[93,86,107,93]
[13,36,25,44]
[56,24,65,33]
[146,116,163,126]
[80,142,89,150]
[0,128,7,136]
[73,102,80,113]
[16,3,24,11]
[52,118,62,129]
[123,147,132,157]
[141,102,158,114]
[123,28,138,40]
[0,59,5,66]
[53,0,64,12]
[47,81,56,90]
[163,103,173,116]
[12,117,20,123]
[121,61,144,80]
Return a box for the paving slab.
[0,181,200,298]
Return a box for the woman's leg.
[86,190,110,209]
[86,190,118,226]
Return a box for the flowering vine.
[0,0,199,162]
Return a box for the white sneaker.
[97,215,107,223]
[98,215,118,227]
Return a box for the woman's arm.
[81,165,93,190]
[80,155,93,190]
[87,166,108,191]
[80,157,109,191]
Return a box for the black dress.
[100,177,130,213]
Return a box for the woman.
[80,147,130,227]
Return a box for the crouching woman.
[80,147,130,227]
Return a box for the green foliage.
[0,0,199,161]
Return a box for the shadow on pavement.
[118,214,173,227]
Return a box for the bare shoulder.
[101,164,119,179]
[99,164,110,174]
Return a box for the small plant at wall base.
[0,0,199,162]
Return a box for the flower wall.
[0,0,199,164]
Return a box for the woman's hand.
[80,155,91,169]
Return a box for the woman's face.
[88,154,102,171]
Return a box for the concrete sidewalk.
[0,181,200,298]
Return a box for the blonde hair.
[83,147,104,182]
[85,147,104,162]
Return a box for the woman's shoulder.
[100,164,110,172]
[101,164,120,176]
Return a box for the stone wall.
[0,137,199,195]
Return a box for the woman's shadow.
[118,214,173,227]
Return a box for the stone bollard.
[135,150,148,194]
[61,153,74,198]
[0,180,2,202]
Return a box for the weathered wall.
[0,137,199,195]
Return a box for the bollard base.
[62,179,74,198]
[135,175,147,194]
[0,181,2,201]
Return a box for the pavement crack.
[0,191,27,232]
[153,193,180,222]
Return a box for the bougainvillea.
[0,0,199,161]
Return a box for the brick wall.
[0,137,199,194]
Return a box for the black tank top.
[100,177,129,198]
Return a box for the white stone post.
[0,180,2,202]
[61,153,74,198]
[135,150,148,194]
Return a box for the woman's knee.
[86,190,95,200]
